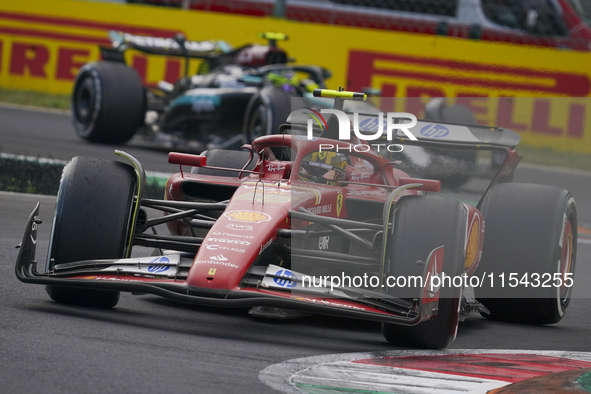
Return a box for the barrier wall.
[1,0,591,153]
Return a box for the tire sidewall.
[72,64,103,139]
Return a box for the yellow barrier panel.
[1,0,590,153]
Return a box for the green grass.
[0,86,589,171]
[0,86,70,110]
[516,145,591,172]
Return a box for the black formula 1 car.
[71,30,363,151]
[19,90,577,349]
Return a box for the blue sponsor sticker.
[419,124,450,138]
[359,117,387,132]
[147,256,171,273]
[273,269,297,288]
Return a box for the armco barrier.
[1,0,591,153]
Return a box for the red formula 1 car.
[16,90,577,349]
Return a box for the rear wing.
[286,111,521,149]
[354,113,522,148]
[104,31,233,59]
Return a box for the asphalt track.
[1,105,591,393]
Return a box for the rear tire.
[46,156,137,308]
[72,61,145,144]
[381,195,466,349]
[243,87,292,143]
[474,183,577,324]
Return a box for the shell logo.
[223,210,271,223]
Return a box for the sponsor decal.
[120,32,222,52]
[211,231,254,239]
[86,276,138,282]
[336,193,344,217]
[419,124,449,138]
[101,255,179,277]
[223,210,271,223]
[147,256,171,273]
[207,237,251,245]
[260,238,273,255]
[265,163,286,172]
[147,265,169,274]
[309,204,332,215]
[319,236,330,250]
[204,244,246,253]
[209,254,228,261]
[195,260,239,269]
[358,116,387,132]
[190,95,220,113]
[348,50,591,98]
[225,224,253,231]
[350,172,371,181]
[273,269,298,288]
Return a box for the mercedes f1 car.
[71,30,372,151]
[19,90,577,349]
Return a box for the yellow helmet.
[299,151,347,185]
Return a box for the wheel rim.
[74,77,96,127]
[559,218,574,304]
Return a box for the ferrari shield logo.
[336,194,344,217]
[208,268,217,276]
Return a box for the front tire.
[46,156,137,308]
[381,195,466,349]
[72,61,145,144]
[474,183,577,324]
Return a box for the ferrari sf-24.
[17,90,577,349]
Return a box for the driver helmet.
[299,151,347,185]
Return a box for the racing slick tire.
[474,183,577,324]
[46,156,137,308]
[381,195,466,349]
[72,61,145,144]
[243,87,292,143]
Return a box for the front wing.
[16,203,437,326]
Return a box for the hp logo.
[359,117,387,132]
[419,124,449,138]
[147,256,170,273]
[273,270,297,288]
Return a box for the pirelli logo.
[347,50,591,97]
[0,10,186,90]
[347,50,590,141]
